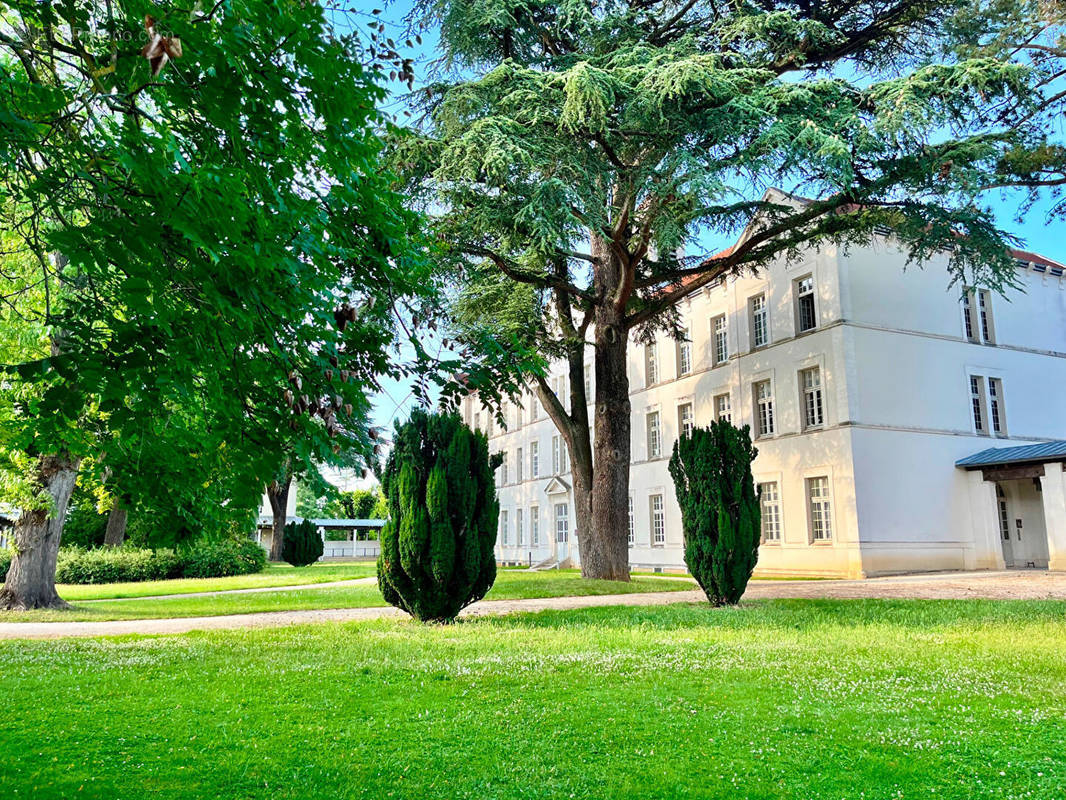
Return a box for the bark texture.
[267,474,293,562]
[0,455,80,610]
[103,499,128,547]
[584,236,632,581]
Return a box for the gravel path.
[2,570,1064,640]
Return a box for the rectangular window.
[970,375,987,435]
[531,506,540,546]
[677,328,692,376]
[499,452,508,485]
[807,477,832,542]
[795,276,816,333]
[516,402,523,428]
[759,482,781,543]
[712,315,728,366]
[584,363,592,398]
[800,367,824,429]
[754,380,774,438]
[750,293,769,348]
[516,447,524,483]
[474,411,482,431]
[988,377,1005,435]
[530,441,539,478]
[647,410,662,458]
[516,508,524,546]
[500,509,509,546]
[650,494,666,546]
[714,393,732,424]
[645,343,659,386]
[530,392,540,420]
[551,435,568,473]
[555,503,569,543]
[678,402,694,438]
[628,495,635,546]
[554,375,568,413]
[962,288,995,344]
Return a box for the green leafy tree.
[398,0,1065,580]
[325,488,387,520]
[377,409,499,622]
[669,421,761,606]
[0,1,428,608]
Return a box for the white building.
[463,232,1066,578]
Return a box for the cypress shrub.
[377,409,500,622]
[281,519,323,567]
[668,420,761,606]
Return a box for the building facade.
[463,234,1066,578]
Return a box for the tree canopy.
[396,0,1066,579]
[0,0,430,607]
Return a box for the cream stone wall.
[471,234,1066,577]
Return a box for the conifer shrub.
[668,420,761,606]
[377,409,501,622]
[281,519,324,567]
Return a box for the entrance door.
[996,484,1016,566]
[997,480,1050,568]
[554,502,570,564]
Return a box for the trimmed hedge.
[56,547,183,584]
[53,539,267,585]
[180,538,268,579]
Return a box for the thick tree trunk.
[103,499,128,547]
[0,455,80,610]
[267,474,293,562]
[584,237,632,581]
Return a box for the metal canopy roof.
[956,440,1066,469]
[256,516,385,527]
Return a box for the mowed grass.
[3,571,696,622]
[58,560,379,601]
[1,599,1063,799]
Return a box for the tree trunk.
[0,455,80,610]
[267,474,293,562]
[585,238,632,581]
[103,499,128,547]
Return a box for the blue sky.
[356,0,1064,436]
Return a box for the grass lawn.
[58,560,379,601]
[1,599,1063,799]
[3,571,696,622]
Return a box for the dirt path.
[3,570,1064,640]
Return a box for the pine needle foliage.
[282,520,324,568]
[377,410,501,622]
[669,421,761,606]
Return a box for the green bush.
[55,547,184,585]
[0,547,11,582]
[377,409,500,622]
[668,420,761,606]
[180,538,268,579]
[281,519,323,567]
[52,539,267,584]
